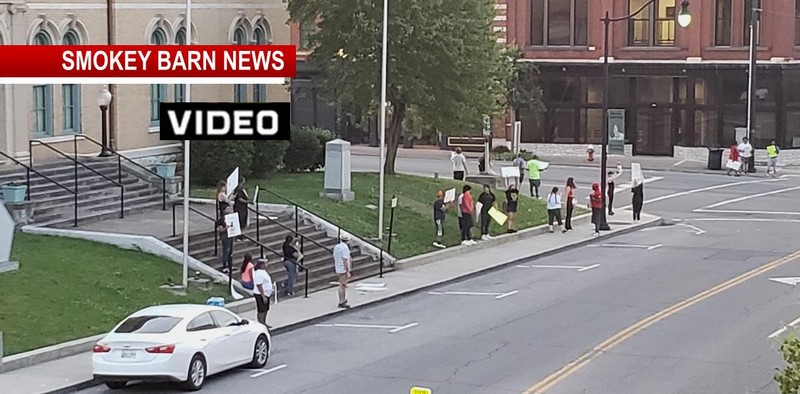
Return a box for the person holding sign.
[526,155,545,199]
[589,183,603,236]
[477,184,497,241]
[504,184,519,233]
[457,185,476,246]
[632,178,645,221]
[216,206,235,273]
[432,190,448,249]
[216,180,234,219]
[233,177,251,238]
[606,162,623,216]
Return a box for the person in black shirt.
[504,185,519,233]
[478,184,496,240]
[281,235,302,296]
[632,180,644,221]
[433,191,447,249]
[216,206,234,273]
[233,177,251,240]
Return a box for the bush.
[307,127,336,169]
[284,127,322,172]
[492,145,510,154]
[776,335,800,394]
[493,150,535,162]
[251,141,288,178]
[190,141,254,186]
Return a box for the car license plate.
[121,350,136,359]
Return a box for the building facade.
[504,0,800,155]
[0,0,290,160]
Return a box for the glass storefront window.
[694,110,718,147]
[549,108,577,143]
[580,108,603,144]
[636,77,673,103]
[786,109,800,147]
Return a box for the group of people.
[442,150,646,246]
[727,137,781,177]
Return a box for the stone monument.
[320,139,355,201]
[0,201,19,273]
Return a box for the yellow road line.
[523,249,800,394]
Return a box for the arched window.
[233,26,247,102]
[33,31,54,137]
[149,28,168,127]
[62,30,82,133]
[174,28,186,102]
[252,25,268,102]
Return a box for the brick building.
[501,0,800,156]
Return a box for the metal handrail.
[256,187,386,278]
[0,150,79,226]
[247,204,333,253]
[171,200,310,297]
[29,139,125,219]
[74,134,167,210]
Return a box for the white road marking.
[636,178,785,206]
[590,243,661,250]
[768,316,800,339]
[389,322,419,333]
[250,364,288,378]
[642,223,705,235]
[495,290,520,299]
[769,277,800,286]
[356,282,386,288]
[693,209,800,216]
[517,264,599,271]
[435,291,503,296]
[699,185,800,210]
[692,218,800,223]
[614,177,664,193]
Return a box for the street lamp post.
[746,0,761,173]
[599,0,691,231]
[377,0,388,241]
[97,88,113,157]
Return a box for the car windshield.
[114,315,183,334]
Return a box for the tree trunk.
[383,101,407,175]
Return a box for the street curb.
[40,215,661,394]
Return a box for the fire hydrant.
[587,144,595,162]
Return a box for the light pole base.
[98,149,114,157]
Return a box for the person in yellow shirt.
[766,139,780,177]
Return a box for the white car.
[92,304,271,391]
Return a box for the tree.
[501,46,545,126]
[776,335,800,394]
[287,0,509,174]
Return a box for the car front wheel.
[249,335,269,368]
[105,381,127,390]
[182,354,206,391]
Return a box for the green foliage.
[493,150,535,162]
[287,0,510,173]
[776,334,800,394]
[502,46,545,123]
[251,140,289,178]
[307,127,336,169]
[284,127,323,172]
[190,141,255,186]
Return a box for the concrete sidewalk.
[350,145,800,175]
[0,209,659,394]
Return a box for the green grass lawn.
[0,233,224,356]
[195,172,552,259]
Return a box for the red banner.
[0,45,296,84]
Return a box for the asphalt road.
[79,163,800,393]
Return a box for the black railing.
[256,187,386,278]
[171,201,310,298]
[74,134,167,210]
[0,150,80,226]
[247,204,333,258]
[30,139,125,219]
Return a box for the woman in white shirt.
[546,187,563,233]
[252,259,274,330]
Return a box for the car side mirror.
[240,319,249,325]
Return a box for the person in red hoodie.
[589,182,603,236]
[458,185,476,246]
[727,140,741,176]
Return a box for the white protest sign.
[538,161,550,171]
[443,188,456,203]
[475,202,483,214]
[631,163,644,184]
[501,166,520,179]
[226,167,239,197]
[225,212,242,238]
[391,197,398,208]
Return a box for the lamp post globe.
[97,88,113,157]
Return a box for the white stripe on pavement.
[590,243,660,249]
[701,186,800,209]
[577,264,600,272]
[769,316,800,339]
[389,323,419,333]
[250,364,288,378]
[692,218,800,223]
[640,178,785,206]
[693,209,800,216]
[315,323,399,329]
[495,290,520,299]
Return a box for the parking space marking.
[250,364,288,378]
[516,264,599,272]
[314,322,419,333]
[428,290,520,300]
[769,316,800,339]
[693,218,800,224]
[495,290,520,299]
[590,243,661,250]
[692,185,800,216]
[642,223,706,235]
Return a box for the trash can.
[707,147,724,170]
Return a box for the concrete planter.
[1,184,27,203]
[155,162,177,179]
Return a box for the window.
[115,316,183,334]
[744,0,761,46]
[150,28,168,126]
[530,0,587,46]
[62,30,81,133]
[33,31,53,137]
[715,0,732,46]
[210,311,239,328]
[233,26,247,102]
[299,20,315,50]
[186,313,217,332]
[628,0,676,46]
[253,26,268,102]
[174,28,186,102]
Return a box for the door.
[186,312,230,374]
[210,310,252,366]
[634,108,674,156]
